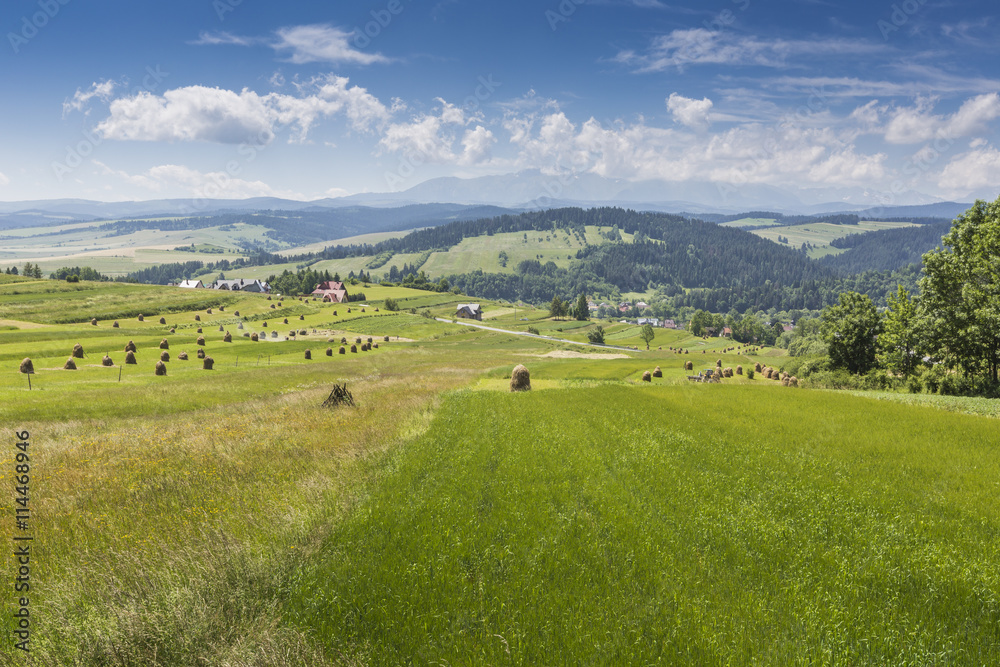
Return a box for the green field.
[719,217,779,228]
[2,280,998,663]
[752,220,917,258]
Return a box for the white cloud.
[0,172,9,186]
[95,161,305,199]
[63,80,116,117]
[191,31,258,47]
[667,93,713,129]
[274,24,389,65]
[379,99,495,166]
[883,94,1000,144]
[939,145,1000,192]
[95,77,390,145]
[616,29,885,72]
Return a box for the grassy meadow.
[1,280,998,664]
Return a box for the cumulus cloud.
[94,77,390,145]
[938,145,1000,192]
[63,80,116,117]
[379,99,495,166]
[667,93,713,129]
[883,94,1000,144]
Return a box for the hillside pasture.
[752,220,918,258]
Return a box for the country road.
[436,318,638,352]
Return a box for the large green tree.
[639,323,655,349]
[821,291,882,374]
[574,294,589,321]
[877,285,920,377]
[920,197,1000,385]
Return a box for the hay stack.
[361,308,366,313]
[19,358,34,374]
[197,348,205,359]
[754,362,762,373]
[299,315,304,321]
[160,351,170,362]
[299,329,306,336]
[197,336,205,346]
[159,317,166,325]
[251,333,258,342]
[341,337,347,344]
[367,337,373,344]
[91,318,98,326]
[218,325,225,332]
[304,349,312,360]
[384,335,390,342]
[138,314,144,321]
[113,321,119,328]
[101,355,114,367]
[339,346,346,354]
[510,364,531,392]
[355,337,362,344]
[169,327,176,334]
[781,376,790,387]
[653,366,662,378]
[223,332,232,343]
[642,371,652,382]
[203,357,214,370]
[207,308,213,314]
[326,347,333,356]
[219,306,225,312]
[374,308,379,312]
[736,365,743,375]
[724,367,733,378]
[350,344,357,353]
[195,314,201,321]
[237,322,244,330]
[125,351,137,364]
[242,332,250,338]
[72,343,84,358]
[373,343,379,349]
[197,327,203,334]
[684,360,693,371]
[347,308,351,313]
[333,310,337,316]
[789,376,799,388]
[262,322,268,328]
[64,358,77,370]
[234,310,239,316]
[283,318,288,324]
[178,351,188,360]
[159,339,169,349]
[270,304,275,309]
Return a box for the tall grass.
[289,385,1000,664]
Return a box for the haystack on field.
[510,364,531,391]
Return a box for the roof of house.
[457,303,481,312]
[178,280,203,288]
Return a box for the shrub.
[384,297,399,311]
[527,326,540,335]
[747,369,755,379]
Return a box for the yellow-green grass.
[280,229,419,256]
[719,217,779,228]
[752,220,918,255]
[289,384,1000,664]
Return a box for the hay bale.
[178,351,188,360]
[159,317,166,325]
[242,332,250,338]
[271,331,278,338]
[197,336,205,346]
[113,321,119,328]
[237,322,244,330]
[195,314,201,321]
[267,296,272,300]
[736,365,743,375]
[653,366,662,378]
[101,355,114,367]
[367,337,373,344]
[207,308,213,314]
[642,371,652,382]
[373,343,379,349]
[138,314,144,321]
[304,349,312,360]
[341,337,347,344]
[361,308,366,313]
[326,347,333,356]
[347,308,351,313]
[234,310,239,316]
[724,367,733,378]
[299,329,307,336]
[64,358,77,370]
[754,362,762,373]
[19,358,33,374]
[375,308,379,312]
[339,346,346,354]
[219,306,225,312]
[270,304,276,309]
[223,332,232,343]
[218,325,225,332]
[717,359,722,366]
[159,338,169,349]
[197,327,203,333]
[262,322,268,328]
[203,357,214,370]
[781,376,790,387]
[299,315,304,320]
[125,350,137,365]
[197,348,205,359]
[251,333,259,342]
[355,337,362,345]
[91,318,98,326]
[684,360,693,371]
[789,376,799,388]
[384,335,390,342]
[333,310,337,316]
[72,343,85,359]
[169,327,176,334]
[160,351,170,362]
[510,364,531,392]
[350,344,357,353]
[283,318,288,324]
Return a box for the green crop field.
[2,280,997,664]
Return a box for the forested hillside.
[821,220,952,272]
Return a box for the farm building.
[637,317,661,327]
[456,304,483,321]
[212,278,270,293]
[312,281,349,303]
[178,279,204,289]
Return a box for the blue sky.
[2,0,999,204]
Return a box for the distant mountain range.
[0,171,977,229]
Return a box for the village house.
[178,279,204,289]
[637,317,661,327]
[456,303,483,321]
[311,281,349,303]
